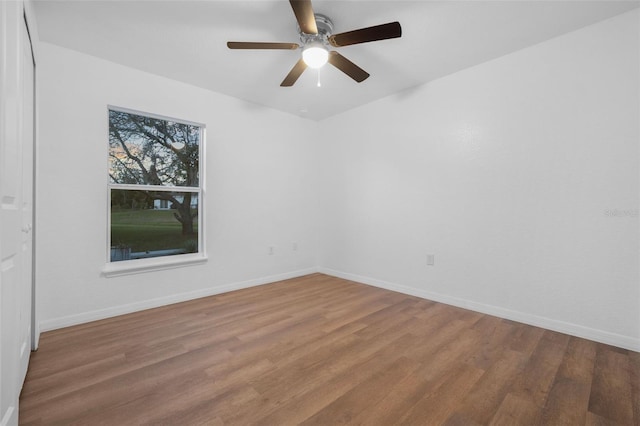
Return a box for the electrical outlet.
[427,254,435,266]
[269,246,275,255]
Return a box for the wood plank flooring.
[19,274,640,425]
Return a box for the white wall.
[318,9,640,351]
[36,9,639,352]
[36,43,319,330]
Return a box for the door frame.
[23,0,39,351]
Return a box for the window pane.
[109,109,199,187]
[110,189,199,262]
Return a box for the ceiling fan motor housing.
[298,14,334,47]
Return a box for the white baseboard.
[38,266,639,352]
[319,267,640,352]
[33,321,40,350]
[39,267,319,332]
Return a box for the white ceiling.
[33,0,639,120]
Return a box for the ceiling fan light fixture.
[302,44,328,69]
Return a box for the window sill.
[101,253,208,278]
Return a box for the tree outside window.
[108,108,203,262]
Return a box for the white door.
[0,4,35,425]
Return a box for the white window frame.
[102,106,207,277]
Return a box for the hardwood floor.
[20,274,640,425]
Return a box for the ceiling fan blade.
[328,51,369,83]
[289,0,318,35]
[227,42,299,50]
[281,59,308,87]
[329,22,402,47]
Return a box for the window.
[108,107,204,266]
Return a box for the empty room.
[1,0,639,424]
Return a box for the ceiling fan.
[227,0,402,87]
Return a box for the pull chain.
[317,68,322,88]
